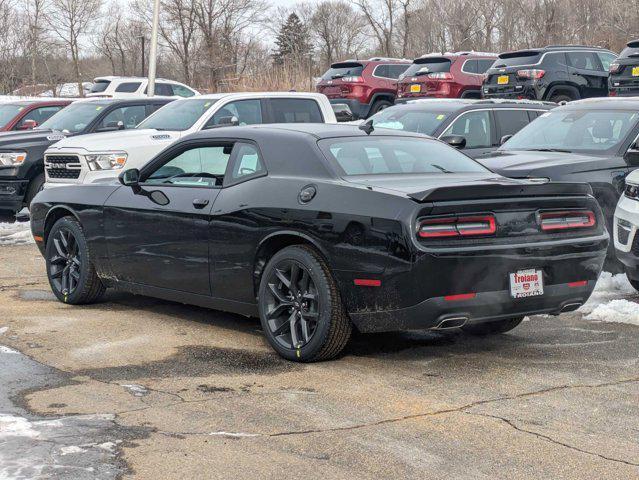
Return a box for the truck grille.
[45,155,81,180]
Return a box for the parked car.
[0,100,71,132]
[396,52,497,100]
[368,99,554,157]
[614,169,639,290]
[609,40,639,97]
[0,97,172,215]
[476,97,639,265]
[482,45,617,102]
[87,76,199,99]
[45,92,337,187]
[316,58,411,119]
[30,124,607,361]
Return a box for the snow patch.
[0,345,19,354]
[579,272,637,314]
[585,299,639,326]
[121,384,149,397]
[59,445,86,456]
[0,221,34,246]
[0,415,42,439]
[0,327,8,336]
[208,431,261,438]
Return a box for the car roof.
[71,97,172,106]
[0,99,72,107]
[414,51,498,62]
[393,98,554,112]
[561,97,639,109]
[173,91,329,101]
[499,45,615,58]
[93,76,185,85]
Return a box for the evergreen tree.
[273,13,313,66]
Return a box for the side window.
[374,65,390,78]
[387,64,409,79]
[477,59,495,74]
[442,110,492,149]
[229,143,265,181]
[495,110,531,138]
[172,85,196,97]
[146,145,232,187]
[597,52,617,71]
[567,52,598,71]
[206,100,262,127]
[268,98,323,123]
[462,60,478,74]
[527,110,544,120]
[543,52,568,70]
[98,105,147,130]
[155,83,174,96]
[115,82,141,93]
[18,106,63,128]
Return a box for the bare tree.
[47,0,100,96]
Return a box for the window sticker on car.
[437,114,445,120]
[96,106,102,110]
[204,102,211,107]
[47,133,66,141]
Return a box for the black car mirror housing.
[119,168,140,187]
[624,142,639,166]
[441,135,466,149]
[500,134,513,145]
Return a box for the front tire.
[461,317,524,336]
[628,274,639,292]
[258,245,352,362]
[45,217,105,304]
[25,172,45,209]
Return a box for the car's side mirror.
[500,134,513,145]
[217,116,239,126]
[97,120,126,132]
[624,142,639,166]
[441,135,467,149]
[119,168,140,187]
[18,119,38,130]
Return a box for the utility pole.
[140,36,146,77]
[147,0,160,96]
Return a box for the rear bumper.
[0,179,28,212]
[328,98,370,119]
[482,83,541,100]
[350,281,595,332]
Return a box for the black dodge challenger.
[30,124,608,361]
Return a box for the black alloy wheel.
[258,245,352,362]
[263,260,320,350]
[46,217,105,304]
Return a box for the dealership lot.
[1,242,638,479]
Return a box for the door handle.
[192,198,209,209]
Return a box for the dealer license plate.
[509,269,544,298]
[497,75,509,85]
[632,66,639,76]
[410,84,421,93]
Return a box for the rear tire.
[369,99,393,116]
[461,317,524,336]
[549,93,574,104]
[25,172,45,209]
[258,245,352,362]
[628,274,639,293]
[45,216,105,305]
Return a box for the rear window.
[492,52,542,68]
[370,107,450,136]
[319,137,488,176]
[321,63,364,80]
[268,98,323,123]
[0,104,26,128]
[90,81,110,93]
[620,42,639,58]
[401,59,451,78]
[137,98,218,131]
[115,82,141,93]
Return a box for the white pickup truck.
[44,92,337,186]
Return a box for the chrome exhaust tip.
[433,317,468,330]
[560,302,582,313]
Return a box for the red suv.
[316,58,411,119]
[396,52,497,101]
[0,100,72,131]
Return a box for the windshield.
[370,107,450,136]
[137,99,218,131]
[491,52,542,68]
[38,102,108,133]
[321,63,364,80]
[90,80,110,93]
[400,59,451,79]
[0,104,26,128]
[502,109,639,154]
[319,137,488,176]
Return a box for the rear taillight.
[609,63,621,74]
[342,76,363,83]
[418,215,496,238]
[539,211,596,231]
[517,69,545,79]
[428,72,453,80]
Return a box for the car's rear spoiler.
[408,182,593,202]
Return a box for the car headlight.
[0,151,26,166]
[86,153,127,171]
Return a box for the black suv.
[477,97,639,266]
[483,46,617,102]
[609,40,639,96]
[0,98,172,216]
[368,99,554,157]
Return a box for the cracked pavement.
[1,244,638,479]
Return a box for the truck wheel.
[549,93,574,103]
[369,99,393,116]
[45,216,105,305]
[25,172,45,209]
[462,317,524,335]
[258,245,352,362]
